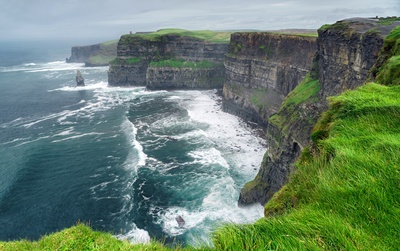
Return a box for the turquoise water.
[0,41,265,245]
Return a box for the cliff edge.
[237,17,400,205]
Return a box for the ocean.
[0,40,266,246]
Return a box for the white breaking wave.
[116,223,151,244]
[188,148,230,169]
[51,81,108,92]
[121,118,147,171]
[0,61,84,73]
[51,132,104,143]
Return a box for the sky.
[0,0,399,42]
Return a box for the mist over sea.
[0,41,265,246]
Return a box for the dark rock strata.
[108,34,228,89]
[223,33,317,126]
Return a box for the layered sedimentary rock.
[223,33,317,125]
[237,18,399,205]
[108,33,228,88]
[146,65,225,90]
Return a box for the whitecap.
[155,206,208,237]
[188,148,230,169]
[116,224,151,244]
[51,132,104,143]
[50,81,109,92]
[121,118,147,171]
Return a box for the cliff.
[237,18,400,205]
[66,40,117,66]
[223,33,317,126]
[107,29,230,89]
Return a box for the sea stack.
[76,70,85,86]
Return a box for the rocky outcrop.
[107,32,228,89]
[223,33,317,126]
[236,18,399,206]
[75,70,84,86]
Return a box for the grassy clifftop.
[124,29,232,43]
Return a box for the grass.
[375,26,400,85]
[378,16,400,25]
[110,57,142,65]
[87,55,116,65]
[214,82,400,250]
[129,29,232,43]
[0,223,177,251]
[149,59,220,69]
[269,73,320,132]
[319,21,350,32]
[86,39,118,65]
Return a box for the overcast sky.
[0,0,399,42]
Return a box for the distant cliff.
[236,18,399,205]
[66,40,117,67]
[107,29,230,89]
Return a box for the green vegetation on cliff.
[129,29,231,43]
[86,39,118,66]
[375,26,400,85]
[269,73,320,133]
[110,57,142,65]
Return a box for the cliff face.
[146,65,225,90]
[223,33,317,125]
[317,18,390,99]
[237,18,396,206]
[66,41,117,66]
[108,33,228,88]
[67,44,101,63]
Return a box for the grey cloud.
[0,0,398,41]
